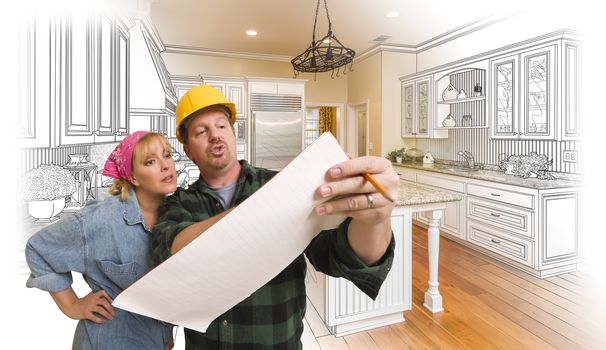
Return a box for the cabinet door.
[562,41,581,140]
[114,22,129,141]
[520,45,556,140]
[58,14,96,145]
[415,78,431,137]
[490,54,518,139]
[401,82,415,137]
[227,83,245,117]
[94,15,116,143]
[18,16,52,148]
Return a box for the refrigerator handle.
[251,112,255,166]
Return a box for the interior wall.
[161,52,347,104]
[381,50,417,156]
[347,53,382,156]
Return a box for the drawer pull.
[490,193,501,197]
[490,239,502,244]
[490,213,501,218]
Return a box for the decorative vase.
[442,114,456,127]
[27,197,66,223]
[442,84,458,100]
[396,156,403,164]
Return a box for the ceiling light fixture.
[386,11,399,18]
[291,0,355,79]
[246,30,258,36]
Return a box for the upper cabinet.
[489,38,581,141]
[18,13,132,147]
[57,14,131,145]
[401,75,447,139]
[434,61,488,130]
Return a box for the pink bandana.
[102,131,150,182]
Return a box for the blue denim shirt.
[25,191,172,350]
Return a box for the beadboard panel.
[19,145,90,175]
[416,128,581,173]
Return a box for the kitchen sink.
[446,167,480,173]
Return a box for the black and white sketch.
[9,1,598,349]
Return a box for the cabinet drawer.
[467,183,534,209]
[397,169,416,182]
[467,221,534,267]
[417,173,465,193]
[467,197,534,239]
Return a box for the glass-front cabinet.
[520,45,555,139]
[491,54,518,138]
[490,39,579,141]
[401,76,446,139]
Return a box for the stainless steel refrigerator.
[251,111,303,170]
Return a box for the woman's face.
[131,137,177,196]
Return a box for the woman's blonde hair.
[108,132,173,200]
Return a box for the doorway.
[304,103,345,148]
[347,101,369,157]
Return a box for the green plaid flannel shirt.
[151,160,395,350]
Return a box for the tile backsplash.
[416,128,581,173]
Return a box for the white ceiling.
[148,0,501,58]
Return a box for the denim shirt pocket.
[96,260,140,291]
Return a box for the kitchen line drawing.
[10,3,597,349]
[16,12,584,217]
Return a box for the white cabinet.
[18,13,131,147]
[305,207,412,336]
[18,15,52,148]
[394,165,581,277]
[489,38,581,141]
[401,76,447,139]
[59,15,131,145]
[249,80,305,96]
[203,77,248,160]
[434,62,488,129]
[415,173,466,240]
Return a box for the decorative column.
[63,154,98,211]
[424,209,444,313]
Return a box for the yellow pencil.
[362,172,395,203]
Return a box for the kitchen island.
[305,180,462,336]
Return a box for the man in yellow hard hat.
[152,85,398,349]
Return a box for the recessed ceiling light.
[386,12,399,18]
[246,30,258,36]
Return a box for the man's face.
[183,110,237,174]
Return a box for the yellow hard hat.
[175,85,237,143]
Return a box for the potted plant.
[386,148,407,164]
[22,164,77,223]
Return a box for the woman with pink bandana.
[25,131,177,349]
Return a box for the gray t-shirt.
[211,180,238,209]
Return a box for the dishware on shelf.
[473,84,482,97]
[442,84,458,100]
[442,114,456,127]
[462,115,472,127]
[457,89,467,99]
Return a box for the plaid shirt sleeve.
[151,188,212,265]
[305,217,395,300]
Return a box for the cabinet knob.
[94,130,101,136]
[490,239,502,244]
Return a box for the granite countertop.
[394,162,583,190]
[396,180,462,207]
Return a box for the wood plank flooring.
[303,224,606,350]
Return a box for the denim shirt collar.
[121,189,146,228]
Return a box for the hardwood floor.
[304,224,606,350]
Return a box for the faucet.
[457,150,475,169]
